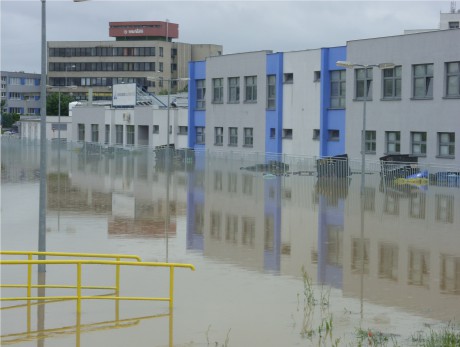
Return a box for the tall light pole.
[336,60,394,318]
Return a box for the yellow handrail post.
[76,263,82,313]
[27,254,32,299]
[169,266,174,310]
[116,257,120,294]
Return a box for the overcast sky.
[0,0,452,73]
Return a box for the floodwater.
[1,138,459,347]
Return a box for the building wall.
[205,51,271,153]
[345,30,460,165]
[282,49,322,157]
[1,71,41,115]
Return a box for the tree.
[46,92,75,116]
[1,113,20,129]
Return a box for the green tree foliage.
[46,92,75,116]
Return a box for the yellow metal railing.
[0,251,195,312]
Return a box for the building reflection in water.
[8,140,457,322]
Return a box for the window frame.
[196,126,205,145]
[445,61,460,98]
[412,63,434,99]
[214,127,223,146]
[385,131,401,154]
[228,77,240,103]
[243,127,254,147]
[365,130,376,154]
[330,70,346,109]
[91,124,99,143]
[267,75,276,110]
[437,132,455,158]
[212,78,224,103]
[355,68,373,100]
[229,127,238,146]
[410,131,427,157]
[244,76,257,103]
[382,66,402,100]
[196,79,206,110]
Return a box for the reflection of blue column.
[186,161,205,251]
[263,177,282,273]
[317,182,345,289]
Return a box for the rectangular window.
[78,123,85,141]
[196,126,205,144]
[229,127,238,146]
[356,68,373,100]
[178,126,188,135]
[9,77,21,85]
[196,79,206,109]
[449,21,459,29]
[159,47,164,57]
[270,128,276,139]
[244,76,257,102]
[446,62,460,97]
[328,129,340,141]
[385,131,401,154]
[243,127,253,147]
[330,70,346,108]
[282,129,293,139]
[267,75,276,109]
[212,78,223,103]
[365,130,376,153]
[214,127,223,146]
[153,125,159,134]
[228,77,240,103]
[313,129,320,140]
[283,73,293,84]
[413,64,433,99]
[383,66,402,99]
[438,132,455,157]
[115,125,123,145]
[314,71,321,82]
[105,124,110,144]
[411,132,427,156]
[126,125,134,145]
[91,124,99,143]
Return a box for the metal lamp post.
[39,0,90,272]
[336,60,395,318]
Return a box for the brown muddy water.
[1,138,459,346]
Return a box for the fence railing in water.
[0,251,195,313]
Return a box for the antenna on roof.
[451,1,457,13]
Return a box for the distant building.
[47,20,222,101]
[1,71,41,115]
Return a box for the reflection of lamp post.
[336,60,394,318]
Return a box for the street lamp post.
[336,60,395,318]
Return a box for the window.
[313,129,320,140]
[436,194,454,223]
[91,124,99,143]
[365,130,376,153]
[267,75,276,109]
[196,80,206,109]
[212,78,223,103]
[328,129,340,141]
[283,73,293,84]
[270,128,276,139]
[314,71,321,82]
[229,127,238,146]
[385,131,401,154]
[126,125,134,145]
[153,125,159,134]
[446,62,460,97]
[438,132,455,157]
[214,127,223,146]
[282,129,293,139]
[228,77,240,103]
[356,68,373,100]
[228,173,237,194]
[115,125,123,145]
[243,127,253,147]
[383,66,402,99]
[78,124,85,141]
[9,77,20,85]
[244,76,257,102]
[178,126,188,135]
[411,132,427,156]
[413,64,433,99]
[159,62,164,72]
[330,70,346,108]
[159,47,164,57]
[449,21,459,29]
[105,124,110,144]
[196,126,205,144]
